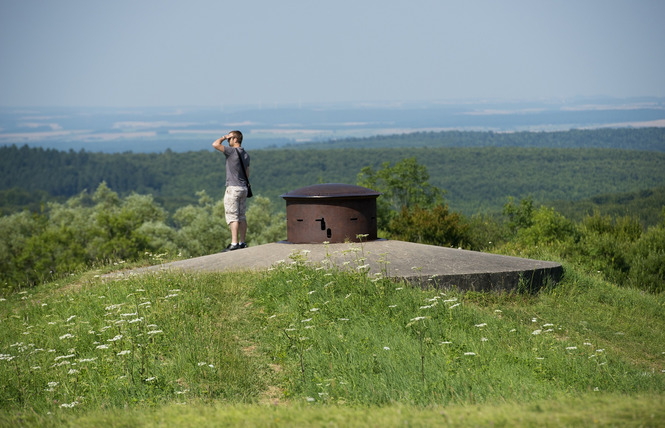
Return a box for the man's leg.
[238,220,247,243]
[230,221,239,244]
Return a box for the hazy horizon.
[1,1,664,109]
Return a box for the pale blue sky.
[1,0,663,108]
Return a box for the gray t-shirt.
[223,146,250,187]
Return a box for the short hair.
[230,130,243,145]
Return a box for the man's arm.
[212,135,228,153]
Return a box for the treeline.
[1,158,663,294]
[3,144,665,222]
[294,127,665,151]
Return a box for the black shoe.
[222,243,241,252]
[238,242,248,249]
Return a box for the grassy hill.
[1,248,663,426]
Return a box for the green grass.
[1,247,664,426]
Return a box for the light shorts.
[224,186,248,224]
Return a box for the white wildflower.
[464,352,476,356]
[145,377,156,382]
[475,323,487,328]
[448,303,461,309]
[338,318,349,321]
[310,308,319,312]
[147,329,163,335]
[532,330,542,335]
[566,346,578,350]
[121,312,138,317]
[54,354,75,361]
[59,333,75,340]
[117,350,131,356]
[383,347,390,351]
[410,316,426,322]
[96,344,110,350]
[68,369,79,375]
[66,315,76,322]
[108,334,123,342]
[301,318,312,323]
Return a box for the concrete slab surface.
[110,240,563,292]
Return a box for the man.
[212,130,250,252]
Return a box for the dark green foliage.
[3,130,665,222]
[388,204,470,248]
[294,127,665,151]
[357,157,444,230]
[500,200,665,294]
[552,186,665,227]
[2,134,665,294]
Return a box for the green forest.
[1,127,664,293]
[2,127,665,218]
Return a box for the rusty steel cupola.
[281,183,381,243]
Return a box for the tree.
[357,157,444,230]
